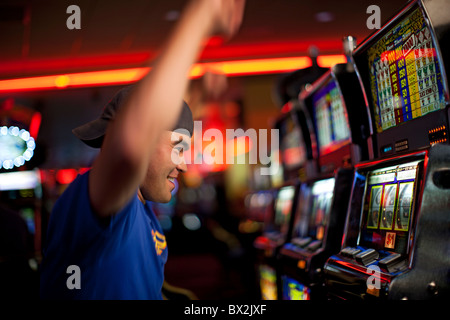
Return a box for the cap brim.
[72,96,192,148]
[172,101,193,136]
[72,118,108,148]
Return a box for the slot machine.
[252,48,329,300]
[323,0,450,300]
[243,189,275,232]
[0,100,43,298]
[253,95,320,300]
[0,101,43,259]
[255,184,299,300]
[278,38,372,300]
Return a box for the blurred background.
[0,0,408,300]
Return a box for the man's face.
[140,130,190,203]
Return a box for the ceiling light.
[315,11,335,23]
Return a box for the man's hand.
[208,0,246,39]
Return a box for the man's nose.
[176,155,188,173]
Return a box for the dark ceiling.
[0,0,409,79]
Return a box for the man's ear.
[171,129,192,165]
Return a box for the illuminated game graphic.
[307,178,335,241]
[0,170,41,191]
[395,182,414,231]
[282,276,311,300]
[367,7,446,133]
[380,184,397,230]
[360,161,420,254]
[289,178,335,246]
[367,185,383,229]
[259,265,277,300]
[0,169,42,235]
[279,115,307,169]
[312,78,350,154]
[274,186,295,235]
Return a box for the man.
[40,0,246,299]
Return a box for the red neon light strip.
[0,53,152,76]
[0,68,149,92]
[317,54,347,67]
[0,40,344,75]
[0,55,345,93]
[200,40,345,60]
[190,56,313,78]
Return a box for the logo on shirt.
[152,230,167,255]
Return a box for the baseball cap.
[72,85,194,148]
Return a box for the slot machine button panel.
[306,240,322,251]
[378,253,403,271]
[355,248,379,266]
[292,237,312,248]
[340,247,362,259]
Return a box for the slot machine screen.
[278,114,307,169]
[311,77,351,155]
[273,185,296,235]
[259,265,277,300]
[0,170,41,234]
[306,178,335,241]
[358,160,421,255]
[245,190,274,222]
[0,170,40,191]
[290,183,311,240]
[365,6,446,133]
[281,275,311,300]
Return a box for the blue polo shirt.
[40,171,168,300]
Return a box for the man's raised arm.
[88,0,246,218]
